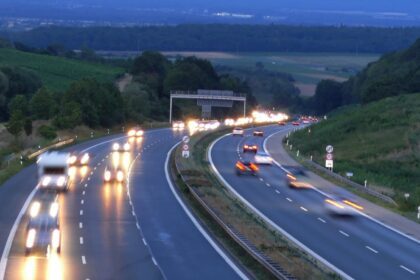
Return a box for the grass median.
[172,128,339,279]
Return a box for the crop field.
[0,48,123,91]
[163,52,379,96]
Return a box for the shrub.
[38,125,57,140]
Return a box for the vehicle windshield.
[44,167,66,174]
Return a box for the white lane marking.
[165,143,248,280]
[0,187,37,278]
[400,265,416,275]
[87,177,90,181]
[136,222,140,229]
[80,210,84,216]
[81,256,86,264]
[317,217,326,223]
[286,197,292,202]
[365,246,378,254]
[209,133,353,280]
[266,183,271,187]
[84,183,88,188]
[80,237,84,244]
[259,178,264,182]
[263,129,420,245]
[94,167,96,170]
[142,238,147,246]
[79,222,83,229]
[82,191,85,195]
[339,230,349,237]
[275,190,280,194]
[81,200,84,205]
[132,210,136,216]
[300,206,308,212]
[152,257,158,266]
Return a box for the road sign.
[182,136,190,143]
[182,150,190,158]
[326,145,334,153]
[325,159,333,168]
[182,144,189,151]
[326,153,333,160]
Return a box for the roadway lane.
[210,125,420,280]
[1,128,244,280]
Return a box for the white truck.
[37,152,70,192]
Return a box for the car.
[25,208,61,255]
[232,127,244,136]
[243,144,258,153]
[103,166,125,183]
[324,196,363,216]
[112,142,131,152]
[254,151,273,165]
[253,130,264,137]
[127,127,144,137]
[286,173,312,189]
[172,121,185,130]
[68,152,90,166]
[292,121,300,126]
[278,121,286,126]
[235,160,259,175]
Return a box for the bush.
[38,125,57,140]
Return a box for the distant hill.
[290,93,420,207]
[0,48,122,91]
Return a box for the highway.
[0,128,244,280]
[210,124,420,280]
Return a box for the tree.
[311,80,343,114]
[6,110,24,138]
[53,101,82,129]
[23,118,32,136]
[30,87,55,120]
[8,95,29,116]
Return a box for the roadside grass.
[174,128,339,279]
[288,93,420,219]
[0,48,123,91]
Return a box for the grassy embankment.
[173,128,339,279]
[0,48,123,91]
[288,93,420,219]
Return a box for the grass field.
[288,93,420,211]
[163,52,379,96]
[0,48,123,91]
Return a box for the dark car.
[243,144,258,153]
[235,160,259,175]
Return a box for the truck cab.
[37,152,70,192]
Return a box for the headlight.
[29,201,41,218]
[57,176,66,187]
[42,176,51,186]
[127,130,136,137]
[104,171,111,181]
[51,229,60,249]
[26,229,36,248]
[80,153,89,164]
[112,143,120,151]
[117,171,124,182]
[68,155,77,165]
[123,143,130,151]
[49,202,59,217]
[136,130,143,137]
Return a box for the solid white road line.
[400,265,416,275]
[165,143,248,280]
[365,246,378,254]
[0,187,37,279]
[339,230,349,237]
[142,238,147,246]
[210,133,353,280]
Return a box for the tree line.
[4,24,420,53]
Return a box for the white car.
[254,152,273,165]
[232,127,244,136]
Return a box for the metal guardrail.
[302,158,397,206]
[174,150,295,280]
[27,138,75,160]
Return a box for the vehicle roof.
[256,151,268,155]
[28,214,59,229]
[37,152,69,165]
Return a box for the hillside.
[0,48,122,91]
[290,94,420,205]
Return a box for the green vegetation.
[289,93,420,213]
[174,129,337,279]
[0,48,122,91]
